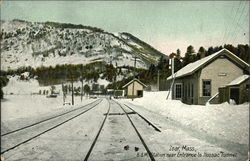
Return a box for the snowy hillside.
[0,20,167,70]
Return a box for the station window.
[175,83,182,99]
[202,80,211,97]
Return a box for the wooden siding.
[198,57,244,104]
[127,81,144,97]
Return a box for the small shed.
[219,75,249,104]
[122,78,147,98]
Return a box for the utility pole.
[80,65,84,102]
[132,56,137,101]
[157,70,160,91]
[62,82,65,105]
[69,70,74,106]
[166,58,175,100]
[171,58,174,80]
[80,77,83,102]
[71,80,74,105]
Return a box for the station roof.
[122,78,147,88]
[226,75,249,86]
[167,48,249,80]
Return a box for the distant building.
[122,78,147,98]
[92,83,99,91]
[167,48,249,105]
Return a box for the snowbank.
[122,91,249,145]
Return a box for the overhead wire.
[224,0,245,45]
[220,2,237,46]
[231,2,249,44]
[221,1,243,45]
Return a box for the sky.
[0,1,249,56]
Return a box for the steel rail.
[1,99,103,155]
[1,99,101,137]
[123,104,161,132]
[83,98,111,161]
[113,100,156,161]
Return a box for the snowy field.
[0,94,98,135]
[121,91,249,146]
[1,95,92,122]
[3,75,110,95]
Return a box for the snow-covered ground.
[1,76,100,131]
[3,75,49,95]
[1,95,90,122]
[3,75,111,96]
[1,88,249,160]
[121,91,249,145]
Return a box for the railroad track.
[1,99,101,137]
[123,104,161,132]
[112,100,156,161]
[84,99,157,161]
[83,98,111,161]
[1,99,103,155]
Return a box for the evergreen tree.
[157,56,167,71]
[183,45,196,66]
[176,49,181,57]
[243,44,250,64]
[149,64,156,75]
[197,46,206,59]
[174,58,183,72]
[213,46,223,53]
[224,44,237,54]
[103,64,117,82]
[206,47,214,56]
[83,84,90,96]
[0,76,9,99]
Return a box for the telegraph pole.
[69,70,74,106]
[71,79,74,105]
[157,70,160,91]
[171,58,174,80]
[62,82,65,105]
[166,58,175,100]
[157,69,160,91]
[80,65,84,102]
[132,56,137,101]
[80,77,83,102]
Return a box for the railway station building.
[167,48,250,105]
[122,78,147,98]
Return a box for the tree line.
[172,44,249,69]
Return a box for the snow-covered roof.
[226,75,249,86]
[122,78,147,88]
[167,48,250,80]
